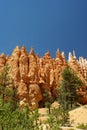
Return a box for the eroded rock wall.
[0,46,87,108]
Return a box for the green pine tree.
[59,66,82,110]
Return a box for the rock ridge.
[0,46,87,109]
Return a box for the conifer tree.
[0,64,10,105]
[59,66,82,110]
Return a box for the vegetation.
[0,64,86,130]
[58,66,82,110]
[40,89,53,107]
[0,64,40,130]
[0,64,68,130]
[77,123,87,130]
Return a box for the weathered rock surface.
[0,46,87,109]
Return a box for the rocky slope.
[0,46,87,109]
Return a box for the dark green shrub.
[77,123,87,130]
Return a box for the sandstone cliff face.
[0,46,87,109]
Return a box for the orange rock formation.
[0,46,87,109]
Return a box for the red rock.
[0,46,87,108]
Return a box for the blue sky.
[0,0,87,59]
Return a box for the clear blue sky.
[0,0,87,58]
